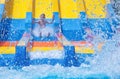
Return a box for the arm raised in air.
[46,15,55,24]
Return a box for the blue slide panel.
[0,53,93,67]
[0,4,4,20]
[62,30,84,41]
[0,19,26,41]
[88,19,113,39]
[61,19,85,41]
[61,18,113,41]
[0,54,15,66]
[25,12,32,29]
[63,46,80,67]
[14,46,30,66]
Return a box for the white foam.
[32,26,54,37]
[29,50,64,60]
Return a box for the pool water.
[0,34,120,79]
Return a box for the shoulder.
[39,19,46,21]
[37,19,42,22]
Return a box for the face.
[40,14,45,19]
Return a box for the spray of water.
[0,1,120,79]
[0,33,120,79]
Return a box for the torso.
[38,19,46,28]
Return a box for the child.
[33,13,54,37]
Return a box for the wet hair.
[40,13,45,18]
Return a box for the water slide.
[0,0,119,67]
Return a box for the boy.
[33,13,54,37]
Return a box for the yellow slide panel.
[4,0,14,18]
[5,0,26,19]
[0,47,15,54]
[12,0,26,19]
[52,0,59,12]
[33,0,53,19]
[75,46,94,54]
[84,0,107,18]
[31,47,63,52]
[76,0,86,12]
[26,0,32,12]
[59,0,79,18]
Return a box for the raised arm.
[46,15,54,24]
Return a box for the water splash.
[0,1,120,79]
[0,35,120,79]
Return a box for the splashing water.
[0,1,120,79]
[0,34,120,79]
